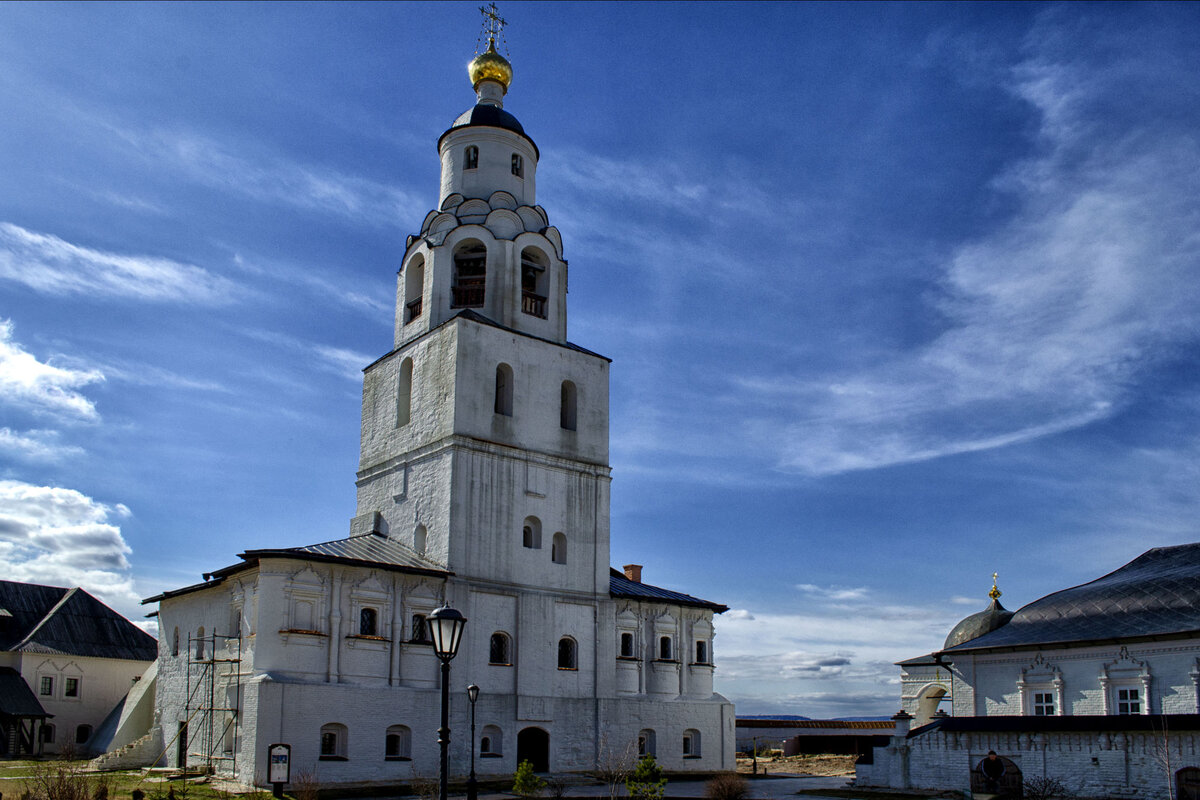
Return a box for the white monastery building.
[143,30,734,788]
[0,580,157,758]
[858,543,1200,800]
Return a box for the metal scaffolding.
[184,630,243,775]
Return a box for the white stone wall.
[439,127,538,209]
[18,652,150,755]
[946,642,1200,718]
[859,726,1200,800]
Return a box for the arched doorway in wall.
[914,683,950,727]
[969,755,1022,798]
[517,727,550,772]
[1177,766,1200,800]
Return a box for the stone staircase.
[90,728,163,771]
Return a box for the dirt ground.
[735,753,858,777]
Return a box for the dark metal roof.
[0,667,50,717]
[242,532,450,577]
[609,568,728,613]
[0,581,157,661]
[144,533,451,605]
[944,598,1014,649]
[912,714,1200,738]
[439,103,539,158]
[943,542,1200,654]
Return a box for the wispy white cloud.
[0,319,105,421]
[0,428,85,463]
[110,125,424,228]
[0,480,142,615]
[0,222,236,304]
[734,41,1200,476]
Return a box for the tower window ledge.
[521,291,547,319]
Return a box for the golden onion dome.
[468,39,512,92]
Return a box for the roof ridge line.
[14,586,77,651]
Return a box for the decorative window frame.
[616,609,639,661]
[282,566,327,637]
[1017,654,1064,716]
[347,575,390,646]
[1100,646,1152,715]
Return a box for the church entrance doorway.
[517,727,549,772]
[969,755,1021,798]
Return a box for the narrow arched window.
[551,532,567,564]
[511,153,524,177]
[558,637,577,670]
[695,640,709,664]
[683,729,701,758]
[397,358,413,427]
[659,636,672,661]
[490,632,511,665]
[520,248,549,319]
[495,363,513,416]
[481,725,503,756]
[560,381,577,431]
[465,146,479,170]
[620,632,635,658]
[360,608,378,637]
[196,627,205,660]
[452,242,486,308]
[172,627,180,657]
[414,524,427,555]
[522,516,542,549]
[638,729,655,757]
[385,725,411,760]
[404,256,425,323]
[319,723,348,760]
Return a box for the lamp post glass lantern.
[429,606,467,800]
[467,684,480,800]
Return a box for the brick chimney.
[623,564,643,583]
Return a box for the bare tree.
[593,733,637,800]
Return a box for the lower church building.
[858,542,1200,800]
[141,28,734,788]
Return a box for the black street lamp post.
[429,605,468,800]
[467,684,480,800]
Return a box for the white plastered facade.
[151,63,733,789]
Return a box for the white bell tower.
[353,16,612,604]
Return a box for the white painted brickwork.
[151,59,733,788]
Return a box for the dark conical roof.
[439,104,539,158]
[943,542,1200,653]
[944,598,1014,650]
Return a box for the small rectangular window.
[65,678,80,698]
[511,153,523,177]
[1032,691,1053,716]
[411,614,429,643]
[659,636,672,660]
[620,632,635,658]
[1117,687,1141,714]
[40,676,54,696]
[695,640,708,664]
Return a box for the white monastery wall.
[439,128,538,208]
[19,653,147,754]
[859,726,1200,800]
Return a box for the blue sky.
[2,2,1199,718]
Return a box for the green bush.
[626,755,666,800]
[513,759,547,799]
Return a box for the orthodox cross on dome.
[477,3,509,55]
[989,572,1002,601]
